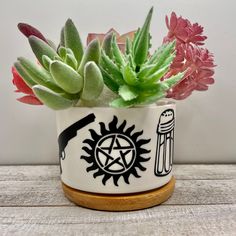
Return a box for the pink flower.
[164,12,207,46]
[87,29,136,52]
[163,12,215,100]
[12,67,43,105]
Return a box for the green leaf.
[110,97,136,108]
[100,68,119,93]
[133,7,153,65]
[50,61,83,94]
[28,36,58,67]
[111,35,126,68]
[42,55,52,70]
[118,85,138,101]
[18,57,62,93]
[100,50,124,86]
[143,65,170,84]
[14,62,36,87]
[161,72,185,89]
[65,54,78,70]
[64,19,84,65]
[78,39,100,75]
[125,37,133,55]
[146,43,166,65]
[102,32,113,58]
[147,41,176,75]
[33,85,74,110]
[60,27,65,47]
[122,63,137,85]
[58,47,67,60]
[137,92,165,105]
[81,62,104,101]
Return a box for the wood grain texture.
[62,177,175,211]
[0,205,235,236]
[0,165,235,235]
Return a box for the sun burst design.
[81,116,151,186]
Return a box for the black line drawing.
[81,116,151,186]
[58,113,96,173]
[154,109,175,177]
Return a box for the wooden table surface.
[0,164,235,236]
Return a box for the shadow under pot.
[56,102,176,211]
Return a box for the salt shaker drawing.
[154,109,175,176]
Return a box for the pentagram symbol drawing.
[95,133,136,175]
[81,116,151,186]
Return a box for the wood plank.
[0,165,60,181]
[0,178,235,206]
[174,164,236,180]
[0,164,235,181]
[0,205,235,235]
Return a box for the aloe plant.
[14,19,104,110]
[100,7,185,107]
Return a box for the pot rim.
[60,100,176,111]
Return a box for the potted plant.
[12,7,215,211]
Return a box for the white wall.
[0,0,235,164]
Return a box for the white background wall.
[0,0,235,164]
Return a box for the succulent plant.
[14,19,104,110]
[100,7,185,108]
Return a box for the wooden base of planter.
[62,177,175,211]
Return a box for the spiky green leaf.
[81,62,104,101]
[161,72,185,89]
[78,39,100,75]
[64,19,84,64]
[100,68,119,93]
[143,65,170,84]
[100,50,124,86]
[133,7,153,65]
[50,61,83,94]
[33,85,74,110]
[122,63,137,85]
[111,35,126,68]
[118,85,138,101]
[110,97,136,108]
[28,36,58,67]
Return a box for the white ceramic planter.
[56,101,176,195]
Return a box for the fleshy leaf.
[60,27,65,47]
[17,57,62,92]
[64,19,84,64]
[14,62,36,87]
[100,68,119,93]
[42,55,52,70]
[17,95,43,105]
[81,62,104,101]
[133,7,153,65]
[33,85,74,110]
[50,61,83,94]
[78,39,100,75]
[118,85,138,101]
[28,36,58,67]
[18,23,47,42]
[102,32,113,58]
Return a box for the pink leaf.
[17,95,43,105]
[18,23,48,43]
